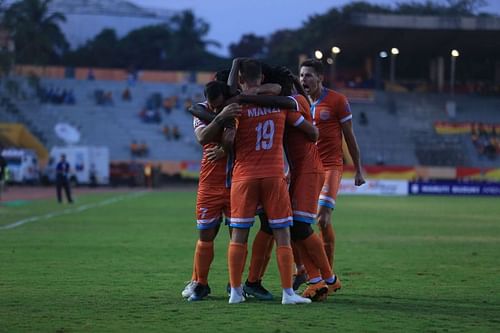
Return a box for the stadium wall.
[14,65,214,84]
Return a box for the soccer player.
[300,59,366,293]
[183,80,242,301]
[236,67,337,301]
[226,59,313,305]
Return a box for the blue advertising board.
[408,181,500,196]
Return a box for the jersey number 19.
[255,120,275,151]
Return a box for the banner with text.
[408,181,500,196]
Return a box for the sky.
[131,0,500,56]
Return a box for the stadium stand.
[3,75,500,167]
[1,77,203,161]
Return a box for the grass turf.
[1,191,499,332]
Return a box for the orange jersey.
[311,88,352,169]
[232,105,303,182]
[285,94,323,174]
[193,102,233,187]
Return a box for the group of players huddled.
[182,57,365,304]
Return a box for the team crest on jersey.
[319,109,330,120]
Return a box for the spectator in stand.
[139,141,149,156]
[359,111,368,126]
[130,140,139,156]
[184,98,193,111]
[172,125,181,141]
[122,87,132,101]
[87,68,95,81]
[162,125,171,140]
[376,153,385,166]
[163,97,173,114]
[104,91,114,106]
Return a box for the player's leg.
[228,180,258,304]
[185,186,224,301]
[317,168,343,293]
[244,211,274,300]
[188,225,221,301]
[262,177,311,305]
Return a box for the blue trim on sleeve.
[318,199,335,209]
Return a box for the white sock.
[308,277,322,284]
[283,288,295,296]
[325,275,336,284]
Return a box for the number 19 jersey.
[232,105,304,182]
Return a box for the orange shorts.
[230,177,292,229]
[290,172,325,224]
[318,168,343,209]
[196,185,230,230]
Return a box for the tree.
[64,29,120,67]
[3,0,68,65]
[119,25,172,69]
[229,33,267,58]
[168,10,218,69]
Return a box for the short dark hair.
[263,65,294,96]
[240,59,262,82]
[215,69,230,82]
[204,80,228,101]
[300,59,324,75]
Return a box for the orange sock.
[276,245,294,289]
[242,247,248,275]
[291,240,303,271]
[194,240,214,285]
[302,233,333,279]
[259,235,274,280]
[190,243,197,281]
[320,223,335,269]
[248,231,274,283]
[228,242,247,288]
[295,240,321,280]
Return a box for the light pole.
[328,46,341,83]
[376,51,388,90]
[450,49,459,96]
[390,47,399,83]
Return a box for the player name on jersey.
[247,107,281,118]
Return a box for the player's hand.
[354,171,366,186]
[206,146,226,162]
[215,103,241,124]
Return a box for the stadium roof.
[48,0,174,18]
[327,13,500,62]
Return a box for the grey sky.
[130,0,500,56]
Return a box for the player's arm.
[228,57,244,96]
[286,110,319,142]
[195,104,241,145]
[221,127,236,155]
[341,120,366,186]
[237,95,296,109]
[296,118,319,142]
[188,104,215,123]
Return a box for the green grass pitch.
[1,191,499,332]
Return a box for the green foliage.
[63,10,227,70]
[3,0,68,65]
[0,192,499,332]
[229,33,267,58]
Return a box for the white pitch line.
[0,191,146,231]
